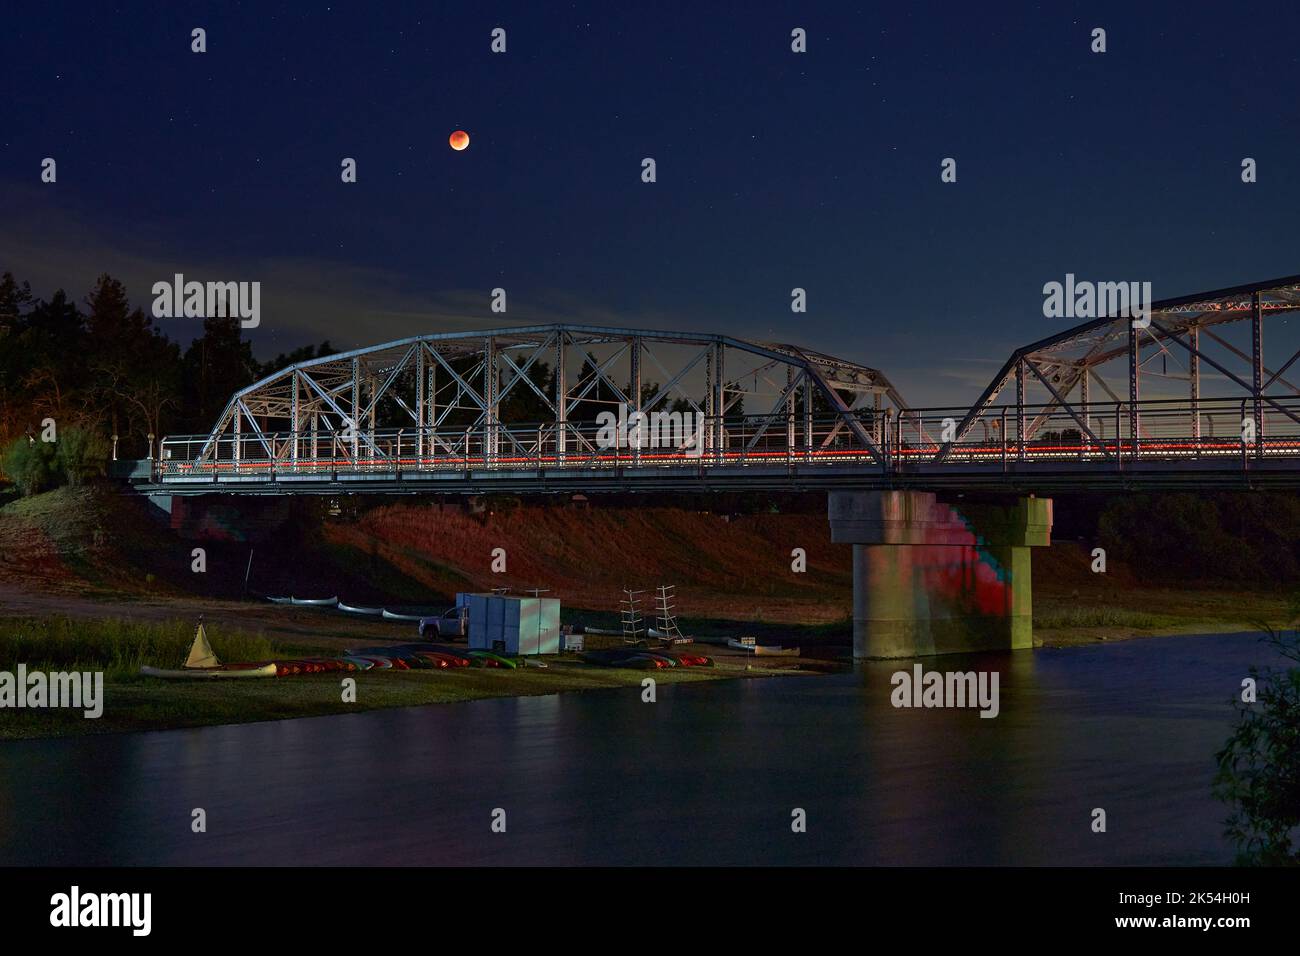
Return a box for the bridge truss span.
[934,273,1300,467]
[151,278,1300,494]
[167,324,907,479]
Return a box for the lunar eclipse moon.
[449,130,469,151]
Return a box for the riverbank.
[1033,585,1290,647]
[0,614,812,740]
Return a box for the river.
[0,632,1283,865]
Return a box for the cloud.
[0,182,685,358]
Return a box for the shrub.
[1214,605,1300,865]
[56,427,110,487]
[1,436,59,497]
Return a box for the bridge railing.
[156,412,889,477]
[906,395,1300,467]
[154,396,1300,479]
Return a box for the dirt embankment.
[0,486,1289,640]
[0,487,852,627]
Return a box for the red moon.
[449,130,469,151]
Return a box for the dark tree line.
[0,270,334,464]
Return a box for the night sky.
[3,1,1299,405]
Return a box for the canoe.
[754,645,800,657]
[381,609,424,622]
[140,663,278,679]
[338,603,384,615]
[290,596,339,607]
[266,596,293,604]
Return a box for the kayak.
[424,651,470,667]
[140,663,278,679]
[358,656,393,669]
[354,648,425,667]
[579,649,644,663]
[465,650,519,669]
[673,654,713,667]
[342,656,376,671]
[413,652,451,669]
[615,656,660,670]
[282,659,323,674]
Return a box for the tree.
[181,315,259,433]
[97,330,182,451]
[2,289,91,447]
[258,340,338,378]
[498,360,553,425]
[84,275,173,454]
[0,271,34,339]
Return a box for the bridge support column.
[828,490,1052,660]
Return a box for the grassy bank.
[0,616,803,740]
[1032,586,1291,647]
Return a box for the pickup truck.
[418,605,468,638]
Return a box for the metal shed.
[462,593,562,655]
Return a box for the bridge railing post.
[1000,407,1008,472]
[1114,403,1123,468]
[1241,398,1249,470]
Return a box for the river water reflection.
[0,632,1280,865]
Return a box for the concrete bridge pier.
[828,490,1053,660]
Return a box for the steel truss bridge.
[149,275,1300,495]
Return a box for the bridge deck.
[148,396,1300,494]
